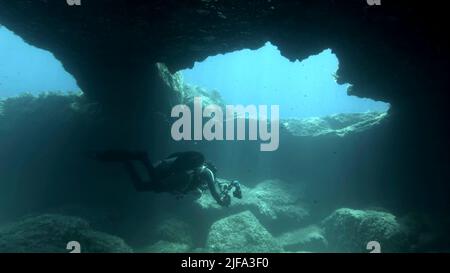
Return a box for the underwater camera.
[212,179,243,207]
[0,0,449,271]
[231,180,243,199]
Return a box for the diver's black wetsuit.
[92,150,241,206]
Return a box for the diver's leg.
[123,161,158,192]
[92,150,162,191]
[136,152,158,181]
[92,150,158,179]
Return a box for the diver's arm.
[199,167,230,207]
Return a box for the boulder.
[276,225,328,252]
[155,217,194,247]
[282,112,387,137]
[205,211,283,253]
[0,214,133,253]
[322,208,408,252]
[139,240,191,253]
[196,179,308,224]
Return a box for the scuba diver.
[90,150,242,207]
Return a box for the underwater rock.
[138,240,191,253]
[276,225,328,253]
[157,63,224,107]
[0,93,87,131]
[322,208,408,253]
[154,217,194,247]
[248,180,308,222]
[282,112,387,137]
[46,204,123,233]
[157,63,185,99]
[205,210,283,253]
[196,179,308,224]
[0,214,133,253]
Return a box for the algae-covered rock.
[206,211,283,253]
[322,208,408,252]
[196,179,308,224]
[0,214,133,253]
[282,117,331,137]
[157,63,185,98]
[139,240,191,253]
[76,229,133,253]
[282,112,387,137]
[276,225,328,252]
[249,180,308,222]
[157,62,224,107]
[155,217,194,246]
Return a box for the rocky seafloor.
[0,178,432,253]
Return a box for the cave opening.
[179,42,390,120]
[0,25,80,99]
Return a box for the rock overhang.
[0,0,448,116]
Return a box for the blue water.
[0,26,80,99]
[181,42,389,118]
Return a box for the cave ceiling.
[0,0,448,112]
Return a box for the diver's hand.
[232,180,243,199]
[219,194,231,207]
